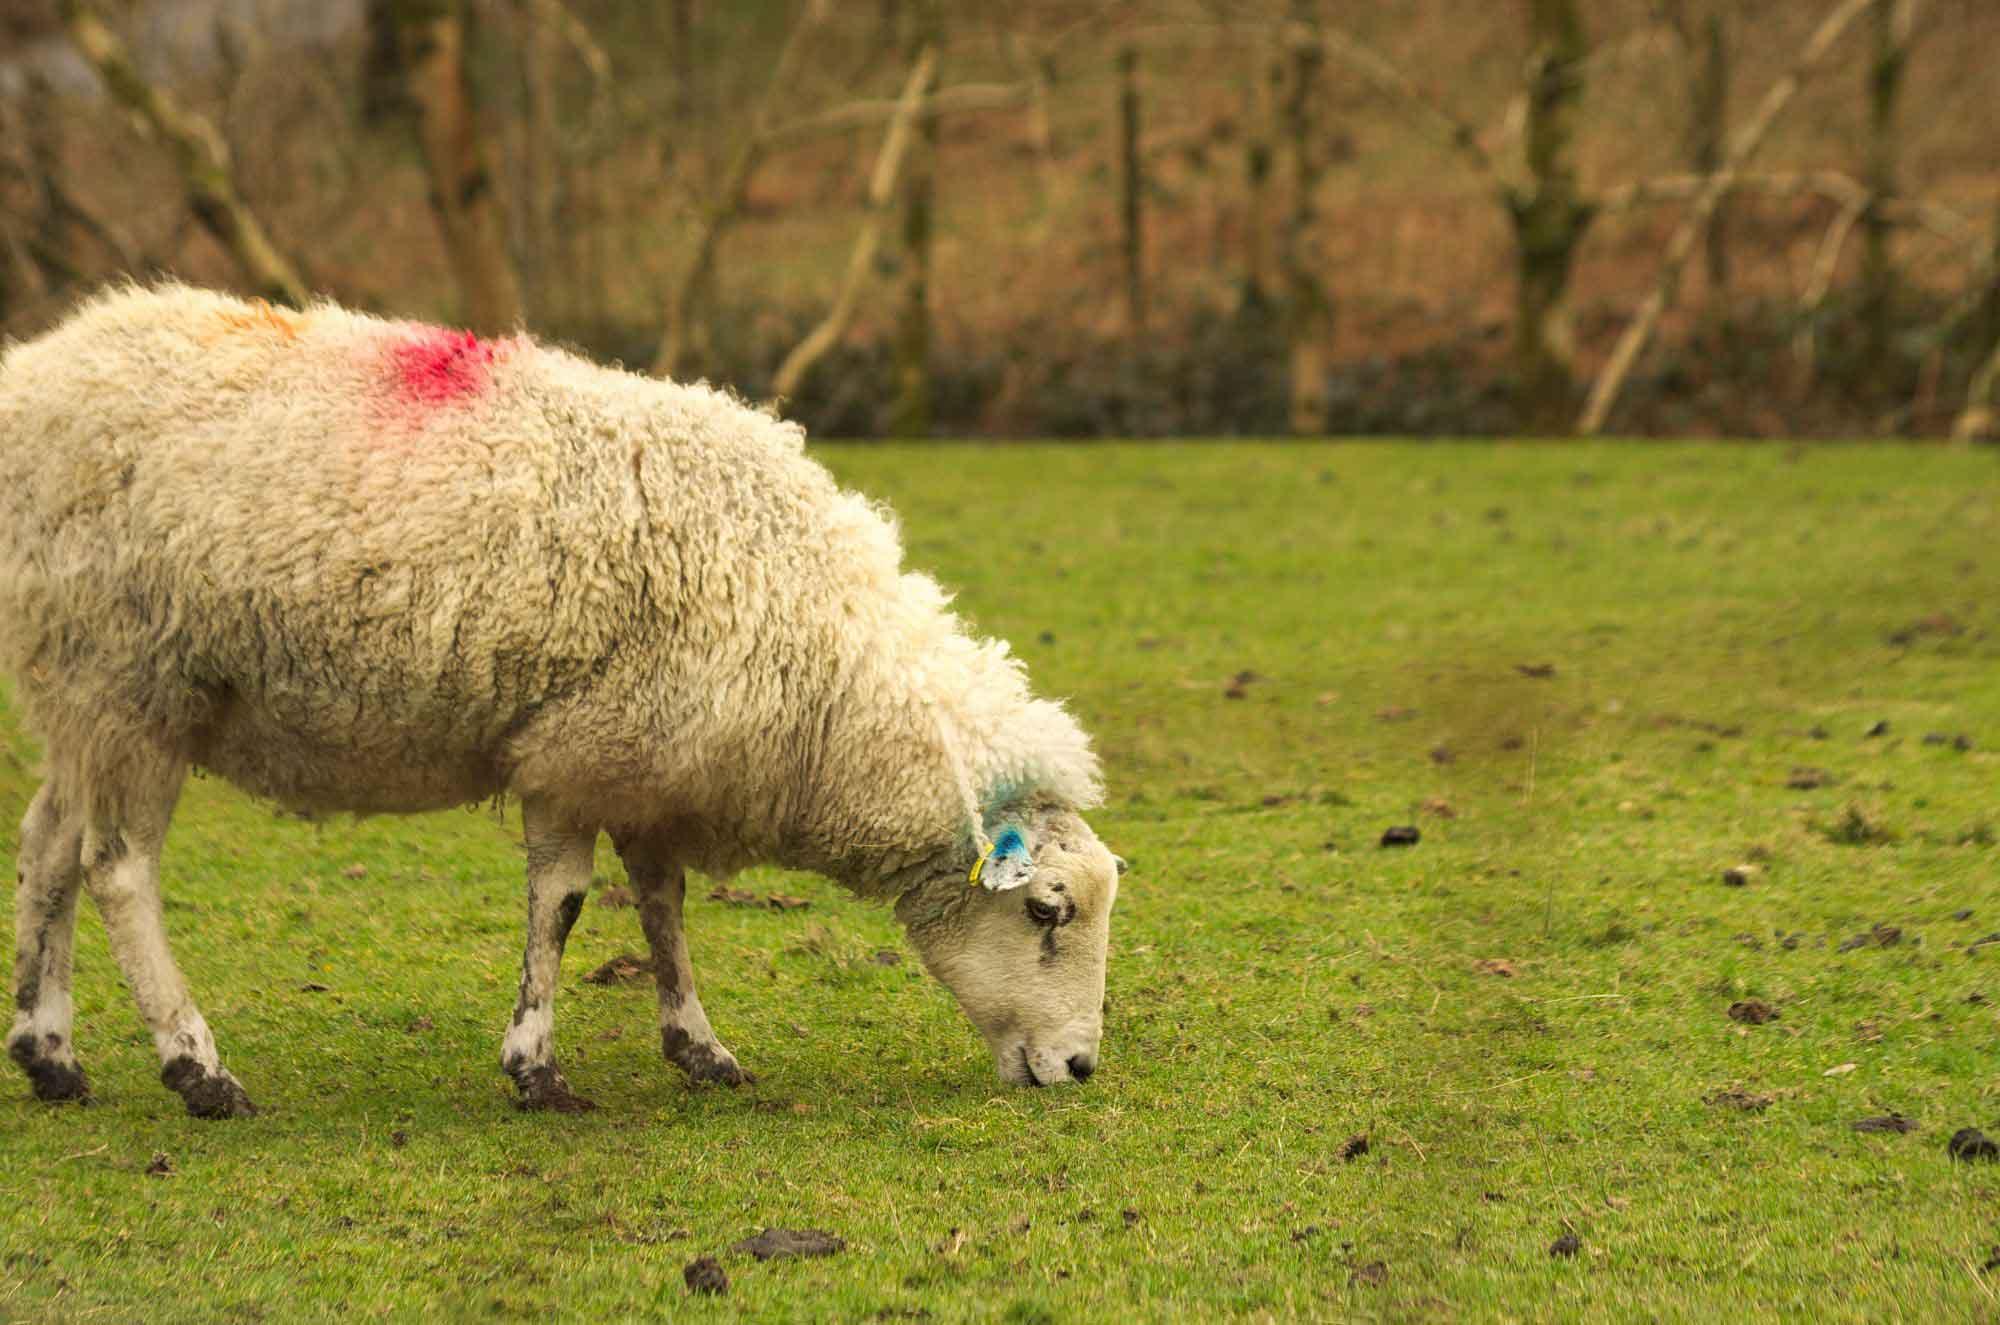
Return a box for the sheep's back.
[0,286,651,811]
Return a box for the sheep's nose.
[1066,1054,1096,1083]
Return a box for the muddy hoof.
[10,1037,91,1104]
[511,1064,597,1113]
[162,1057,257,1119]
[664,1029,754,1086]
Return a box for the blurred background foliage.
[2,0,1997,439]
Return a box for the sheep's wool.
[0,284,1101,891]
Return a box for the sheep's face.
[899,808,1120,1087]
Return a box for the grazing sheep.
[1,284,1120,1117]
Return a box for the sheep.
[1,283,1121,1117]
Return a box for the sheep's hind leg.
[502,799,596,1113]
[9,782,90,1103]
[82,752,255,1118]
[615,835,752,1087]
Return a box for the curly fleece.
[0,284,1101,893]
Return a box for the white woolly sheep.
[0,284,1120,1117]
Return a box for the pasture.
[2,441,1997,1321]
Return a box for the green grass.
[3,441,1998,1322]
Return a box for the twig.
[59,1143,109,1162]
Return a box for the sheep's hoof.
[665,1031,754,1087]
[10,1035,91,1104]
[162,1057,257,1119]
[511,1064,596,1114]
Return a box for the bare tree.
[390,0,524,333]
[653,0,829,379]
[1579,0,1875,434]
[1508,0,1594,433]
[1280,0,1332,435]
[1667,1,1732,295]
[888,0,941,438]
[58,0,308,306]
[1118,42,1145,336]
[772,46,938,400]
[1241,56,1277,310]
[1861,0,1916,377]
[672,0,698,127]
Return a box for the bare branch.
[532,0,611,87]
[58,0,309,306]
[653,0,830,378]
[764,83,1030,153]
[772,45,938,401]
[1598,169,1971,240]
[1579,0,1875,435]
[1315,23,1505,189]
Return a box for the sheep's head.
[896,806,1122,1087]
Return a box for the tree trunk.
[512,0,558,319]
[888,0,939,439]
[673,0,697,127]
[1506,0,1593,435]
[59,0,309,307]
[1242,58,1276,310]
[1861,0,1911,379]
[1692,8,1729,294]
[391,0,524,333]
[1280,2,1331,436]
[1118,43,1145,337]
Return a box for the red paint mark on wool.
[389,326,508,407]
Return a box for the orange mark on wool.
[388,326,510,408]
[205,299,306,344]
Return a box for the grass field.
[2,441,1997,1322]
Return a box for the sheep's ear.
[969,826,1035,892]
[1113,854,1129,876]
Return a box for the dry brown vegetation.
[2,0,1997,438]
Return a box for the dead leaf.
[342,864,368,880]
[767,894,811,911]
[1823,1062,1858,1077]
[708,885,761,907]
[1475,958,1517,977]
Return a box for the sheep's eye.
[1025,898,1061,927]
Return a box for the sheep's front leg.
[614,836,751,1087]
[502,800,596,1113]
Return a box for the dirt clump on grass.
[1379,825,1421,847]
[1704,1086,1776,1112]
[1851,1114,1916,1134]
[1549,1233,1581,1258]
[1727,999,1780,1025]
[1948,1129,2000,1162]
[583,954,653,985]
[731,1228,845,1260]
[683,1256,729,1295]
